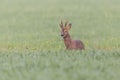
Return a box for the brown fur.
[59,20,84,50]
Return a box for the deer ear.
[66,23,72,30]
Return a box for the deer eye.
[64,30,67,32]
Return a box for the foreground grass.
[0,50,120,80]
[0,0,120,80]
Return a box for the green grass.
[0,0,120,80]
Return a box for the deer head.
[59,20,72,38]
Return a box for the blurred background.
[0,0,120,80]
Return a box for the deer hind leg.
[76,40,84,50]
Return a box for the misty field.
[0,0,120,80]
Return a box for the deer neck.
[63,34,72,49]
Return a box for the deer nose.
[61,34,64,36]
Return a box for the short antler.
[65,20,68,27]
[59,20,63,28]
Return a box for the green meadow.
[0,0,120,80]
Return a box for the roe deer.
[59,20,84,50]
